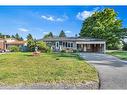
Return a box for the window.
[59,41,62,45]
[71,43,73,47]
[66,42,67,47]
[68,43,70,47]
[63,42,65,47]
[56,42,59,47]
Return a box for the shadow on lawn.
[54,53,84,61]
[25,54,33,56]
[22,53,34,57]
[22,52,84,61]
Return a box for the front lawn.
[0,52,98,86]
[107,50,127,60]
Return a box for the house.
[124,37,127,43]
[41,37,106,53]
[0,38,26,51]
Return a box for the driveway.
[79,53,127,89]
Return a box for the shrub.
[21,46,29,52]
[73,50,77,53]
[36,41,51,53]
[61,50,66,53]
[8,46,20,52]
[123,42,127,50]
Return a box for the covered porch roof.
[76,41,105,44]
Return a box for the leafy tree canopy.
[80,8,126,49]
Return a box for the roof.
[0,38,26,45]
[40,37,105,42]
[0,38,4,40]
[6,41,26,45]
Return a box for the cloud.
[56,18,64,22]
[18,28,29,32]
[41,15,67,22]
[42,31,49,34]
[76,7,101,20]
[65,30,71,34]
[41,15,54,21]
[76,11,93,20]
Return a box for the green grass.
[0,52,98,86]
[107,50,127,60]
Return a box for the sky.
[0,6,127,39]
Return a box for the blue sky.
[0,6,127,39]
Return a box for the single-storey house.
[0,38,26,51]
[41,37,106,53]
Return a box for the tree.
[20,37,24,41]
[75,34,78,37]
[49,32,53,37]
[11,35,15,38]
[27,39,36,52]
[0,33,2,38]
[0,33,11,38]
[59,30,66,37]
[26,34,35,51]
[36,41,51,53]
[0,33,4,38]
[14,33,23,41]
[15,33,20,40]
[80,8,126,49]
[27,34,33,40]
[5,35,11,38]
[43,32,53,38]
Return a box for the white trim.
[76,41,105,44]
[104,43,106,53]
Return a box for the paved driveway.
[79,53,127,89]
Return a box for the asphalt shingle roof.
[39,37,105,42]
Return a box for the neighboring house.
[0,38,5,50]
[0,38,26,51]
[41,37,106,53]
[124,37,127,43]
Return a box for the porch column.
[104,43,106,53]
[99,44,102,52]
[4,40,7,50]
[73,42,77,50]
[84,44,86,51]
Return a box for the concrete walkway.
[79,53,127,89]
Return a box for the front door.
[55,42,59,51]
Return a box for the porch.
[76,42,106,53]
